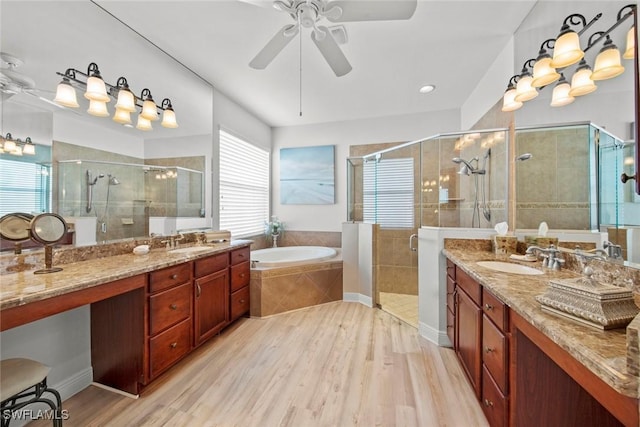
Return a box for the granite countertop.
[0,240,252,311]
[443,247,639,399]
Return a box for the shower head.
[108,174,120,185]
[87,170,105,185]
[452,157,479,175]
[516,153,533,161]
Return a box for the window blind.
[363,157,414,228]
[0,159,50,216]
[219,130,270,238]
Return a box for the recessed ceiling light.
[419,85,436,94]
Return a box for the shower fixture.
[108,174,120,185]
[86,170,104,213]
[452,149,491,227]
[516,153,533,161]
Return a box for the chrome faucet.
[161,233,185,250]
[603,240,623,260]
[525,244,564,270]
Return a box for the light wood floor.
[31,302,487,427]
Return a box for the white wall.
[272,109,460,231]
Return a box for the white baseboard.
[54,367,93,401]
[343,293,373,307]
[419,322,452,347]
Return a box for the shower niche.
[58,159,204,242]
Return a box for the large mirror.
[511,1,639,265]
[0,1,214,247]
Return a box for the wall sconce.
[0,134,36,156]
[54,63,178,131]
[503,5,636,112]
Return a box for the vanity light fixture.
[514,59,539,102]
[591,33,625,80]
[54,63,178,131]
[503,5,635,112]
[550,74,575,107]
[531,39,560,88]
[0,133,36,156]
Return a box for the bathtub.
[249,246,343,317]
[250,246,337,268]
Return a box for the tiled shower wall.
[515,126,591,230]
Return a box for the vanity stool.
[0,358,63,427]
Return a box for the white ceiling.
[92,0,537,127]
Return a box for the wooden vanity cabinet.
[454,266,482,399]
[481,288,509,427]
[194,252,229,346]
[229,246,250,321]
[147,263,194,382]
[446,259,456,347]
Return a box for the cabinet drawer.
[230,261,250,292]
[456,267,481,305]
[446,276,455,311]
[230,247,250,265]
[446,258,456,280]
[481,365,508,427]
[230,286,250,321]
[482,315,508,394]
[446,306,455,348]
[149,318,191,379]
[194,252,228,278]
[149,263,191,293]
[149,282,192,335]
[483,288,508,332]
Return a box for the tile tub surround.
[0,240,252,311]
[250,254,343,317]
[443,241,640,398]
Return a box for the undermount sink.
[476,261,544,276]
[169,246,212,254]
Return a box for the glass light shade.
[501,88,522,112]
[550,81,575,107]
[550,31,584,68]
[0,145,4,153]
[592,47,624,80]
[623,27,635,59]
[531,57,560,88]
[112,107,132,125]
[84,76,110,102]
[3,139,16,151]
[22,143,36,155]
[569,67,597,96]
[87,99,110,117]
[140,99,158,121]
[161,109,178,128]
[114,88,136,112]
[11,146,23,156]
[136,115,153,131]
[514,75,538,102]
[53,81,79,108]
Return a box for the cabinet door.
[194,269,229,346]
[456,287,482,399]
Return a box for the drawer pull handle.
[484,399,494,407]
[484,303,494,311]
[170,342,177,349]
[171,274,178,280]
[170,304,178,310]
[239,253,245,258]
[196,283,202,298]
[240,299,245,303]
[240,273,245,278]
[485,347,494,353]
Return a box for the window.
[0,158,51,216]
[363,157,414,228]
[219,130,270,238]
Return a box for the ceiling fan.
[0,52,64,110]
[248,0,418,77]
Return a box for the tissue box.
[524,235,559,248]
[493,236,517,255]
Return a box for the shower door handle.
[409,234,418,252]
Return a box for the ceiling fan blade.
[23,90,81,114]
[250,24,299,69]
[236,0,276,8]
[311,26,352,77]
[325,0,417,22]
